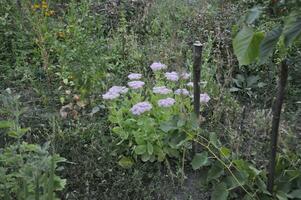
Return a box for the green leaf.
[288,189,301,199]
[118,156,134,169]
[135,145,146,155]
[245,6,262,24]
[233,26,264,66]
[211,182,229,200]
[220,147,231,158]
[259,26,283,64]
[0,120,13,129]
[209,132,218,147]
[147,142,153,155]
[191,152,209,170]
[283,12,301,47]
[276,191,288,200]
[141,153,150,162]
[159,121,177,133]
[207,163,224,181]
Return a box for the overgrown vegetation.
[0,0,300,199]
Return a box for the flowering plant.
[102,64,210,162]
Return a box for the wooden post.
[267,60,288,194]
[192,41,203,153]
[193,41,203,116]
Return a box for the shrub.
[103,62,211,163]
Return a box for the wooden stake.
[193,41,203,117]
[192,41,203,153]
[267,60,288,194]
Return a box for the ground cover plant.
[0,0,300,199]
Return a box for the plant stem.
[267,60,289,194]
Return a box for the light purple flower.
[153,86,172,95]
[174,89,189,96]
[180,72,191,80]
[102,91,120,100]
[165,72,179,82]
[157,98,176,107]
[109,86,128,94]
[187,82,194,87]
[200,93,211,103]
[130,102,152,115]
[127,81,145,89]
[150,62,167,71]
[128,73,142,80]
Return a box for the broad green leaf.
[288,189,301,199]
[147,142,153,155]
[245,6,262,24]
[118,156,134,169]
[283,12,301,47]
[211,182,229,200]
[259,26,283,64]
[207,163,224,181]
[209,132,218,147]
[135,145,146,155]
[233,26,264,66]
[141,153,150,162]
[220,147,231,158]
[276,191,288,200]
[159,121,177,133]
[0,120,13,129]
[191,152,209,170]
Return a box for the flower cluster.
[130,102,152,115]
[200,93,211,103]
[174,89,189,96]
[153,86,172,95]
[150,62,167,71]
[165,71,179,82]
[102,86,128,100]
[128,73,142,80]
[128,81,145,89]
[158,98,176,107]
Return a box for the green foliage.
[233,7,301,66]
[0,90,66,199]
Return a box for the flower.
[165,72,179,82]
[102,91,120,100]
[109,86,128,94]
[130,102,152,115]
[127,81,145,89]
[153,86,172,95]
[150,62,167,71]
[200,93,211,103]
[187,82,194,87]
[174,89,189,96]
[180,72,191,80]
[128,73,142,80]
[158,98,176,107]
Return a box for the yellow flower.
[57,31,65,38]
[45,10,55,17]
[41,1,48,9]
[31,3,40,10]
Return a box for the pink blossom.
[165,72,179,82]
[153,86,172,95]
[200,93,210,103]
[158,98,176,107]
[130,102,152,115]
[150,62,167,71]
[128,73,142,80]
[127,81,145,89]
[174,89,189,96]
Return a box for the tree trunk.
[267,60,289,194]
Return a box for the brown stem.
[267,60,288,194]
